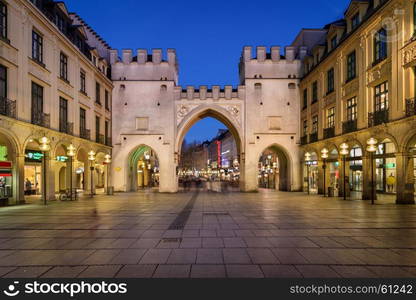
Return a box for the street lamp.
[104,154,111,195]
[39,137,50,205]
[305,152,311,195]
[321,148,329,197]
[67,144,76,201]
[88,150,96,198]
[366,138,378,205]
[340,143,349,201]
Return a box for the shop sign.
[56,156,68,162]
[25,150,43,162]
[385,163,396,169]
[0,161,12,177]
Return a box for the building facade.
[0,0,112,204]
[296,0,416,204]
[110,46,302,193]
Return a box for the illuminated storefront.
[375,140,396,194]
[348,146,363,192]
[24,150,43,195]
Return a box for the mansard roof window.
[351,13,360,30]
[330,36,337,50]
[413,2,416,36]
[0,1,7,41]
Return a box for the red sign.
[216,141,221,168]
[0,161,12,168]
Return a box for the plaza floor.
[0,189,416,278]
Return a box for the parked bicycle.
[59,188,78,201]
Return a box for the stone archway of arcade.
[302,129,416,205]
[0,128,110,205]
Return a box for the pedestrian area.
[0,190,415,278]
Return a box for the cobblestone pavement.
[0,190,416,278]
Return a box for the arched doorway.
[304,151,319,194]
[406,139,416,202]
[55,144,68,193]
[258,145,290,191]
[128,145,159,191]
[176,106,243,192]
[327,148,340,196]
[23,138,44,202]
[348,144,363,195]
[76,148,88,193]
[374,138,396,194]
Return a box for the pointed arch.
[176,104,243,156]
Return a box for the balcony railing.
[406,98,416,117]
[80,128,91,140]
[0,97,16,119]
[59,122,73,135]
[96,134,105,144]
[342,119,358,134]
[368,108,389,127]
[323,127,335,139]
[105,137,112,147]
[300,135,308,145]
[31,112,50,128]
[309,132,318,143]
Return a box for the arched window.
[160,85,167,92]
[414,3,416,35]
[288,83,296,89]
[374,28,387,63]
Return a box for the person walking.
[386,173,396,193]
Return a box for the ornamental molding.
[403,44,416,67]
[366,61,391,86]
[176,103,242,126]
[342,79,359,98]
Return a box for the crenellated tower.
[110,48,179,83]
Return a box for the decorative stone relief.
[367,61,390,85]
[177,105,190,118]
[227,106,239,118]
[325,93,336,106]
[342,79,359,98]
[403,44,416,66]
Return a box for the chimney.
[299,46,308,61]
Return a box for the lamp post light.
[67,144,76,201]
[39,137,51,205]
[366,138,378,205]
[305,152,311,195]
[104,154,111,195]
[321,148,329,197]
[340,143,349,201]
[88,150,96,198]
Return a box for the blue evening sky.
[65,0,350,142]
